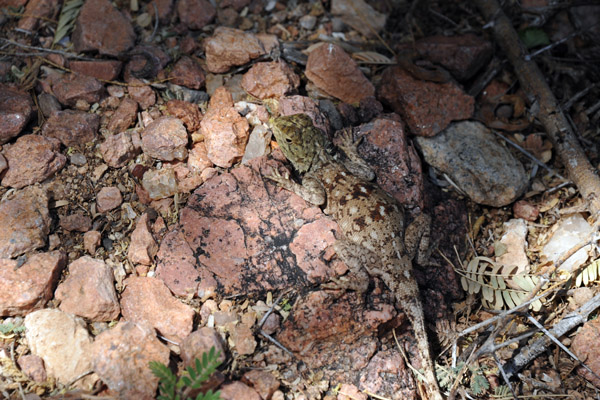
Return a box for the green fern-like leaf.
[470,370,490,395]
[150,361,178,400]
[183,348,222,390]
[52,0,84,46]
[196,389,222,400]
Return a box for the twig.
[0,38,95,60]
[475,0,600,215]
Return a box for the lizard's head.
[269,114,324,173]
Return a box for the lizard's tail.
[403,296,445,400]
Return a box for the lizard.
[266,113,444,400]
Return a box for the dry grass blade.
[352,51,394,64]
[52,0,84,46]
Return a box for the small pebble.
[70,153,87,166]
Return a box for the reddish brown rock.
[166,99,202,132]
[141,116,188,161]
[0,187,51,259]
[200,87,249,168]
[59,212,92,232]
[37,93,62,118]
[378,66,474,137]
[204,27,266,73]
[177,0,216,30]
[128,80,156,110]
[0,251,66,316]
[52,73,105,107]
[352,118,424,209]
[41,110,99,147]
[0,84,34,144]
[180,327,227,368]
[513,200,539,221]
[187,141,213,172]
[148,0,174,23]
[230,323,256,355]
[128,213,158,265]
[120,276,194,343]
[220,381,261,400]
[17,0,58,32]
[572,316,600,387]
[241,60,300,99]
[24,309,95,388]
[242,370,280,400]
[72,0,135,57]
[84,231,102,254]
[168,56,205,90]
[337,384,368,400]
[91,321,170,399]
[96,186,122,213]
[155,159,343,296]
[55,256,120,321]
[413,34,492,81]
[359,349,417,398]
[17,354,47,382]
[107,97,138,133]
[305,43,375,103]
[99,130,142,168]
[278,95,331,135]
[69,60,123,81]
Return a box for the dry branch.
[475,0,600,216]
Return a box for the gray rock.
[415,120,528,207]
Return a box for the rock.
[107,97,138,133]
[0,154,6,175]
[241,60,300,99]
[572,317,600,388]
[305,43,375,103]
[220,0,250,11]
[177,0,216,30]
[127,213,158,266]
[84,231,102,255]
[128,80,156,110]
[331,0,386,38]
[17,0,58,32]
[96,186,122,213]
[242,370,280,400]
[52,73,104,107]
[415,121,527,206]
[353,118,424,209]
[0,83,34,144]
[0,251,66,316]
[413,34,493,81]
[41,110,99,147]
[166,99,202,132]
[72,0,135,57]
[155,159,344,297]
[59,212,92,232]
[141,168,178,200]
[0,187,51,259]
[230,323,256,355]
[17,354,47,382]
[37,93,62,118]
[141,116,188,161]
[99,130,142,168]
[541,214,593,273]
[220,381,261,400]
[168,56,205,90]
[241,125,271,164]
[1,135,66,188]
[91,321,170,399]
[299,15,317,30]
[200,87,249,168]
[120,276,194,343]
[180,327,227,368]
[148,0,174,23]
[337,384,368,400]
[70,152,87,165]
[495,219,529,278]
[279,95,330,135]
[55,256,120,321]
[513,200,539,221]
[24,309,96,388]
[69,60,123,81]
[378,66,474,137]
[204,27,266,73]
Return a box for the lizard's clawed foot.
[265,167,291,186]
[337,128,362,153]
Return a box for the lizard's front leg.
[266,168,327,206]
[404,213,432,265]
[335,129,375,181]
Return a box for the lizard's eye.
[285,138,293,143]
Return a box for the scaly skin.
[267,114,444,400]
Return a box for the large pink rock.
[52,73,105,107]
[55,256,120,321]
[241,60,300,99]
[0,186,51,258]
[72,0,135,57]
[41,110,99,147]
[0,251,66,316]
[305,43,375,103]
[204,27,266,73]
[127,213,158,265]
[177,0,216,30]
[141,116,188,161]
[1,135,66,188]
